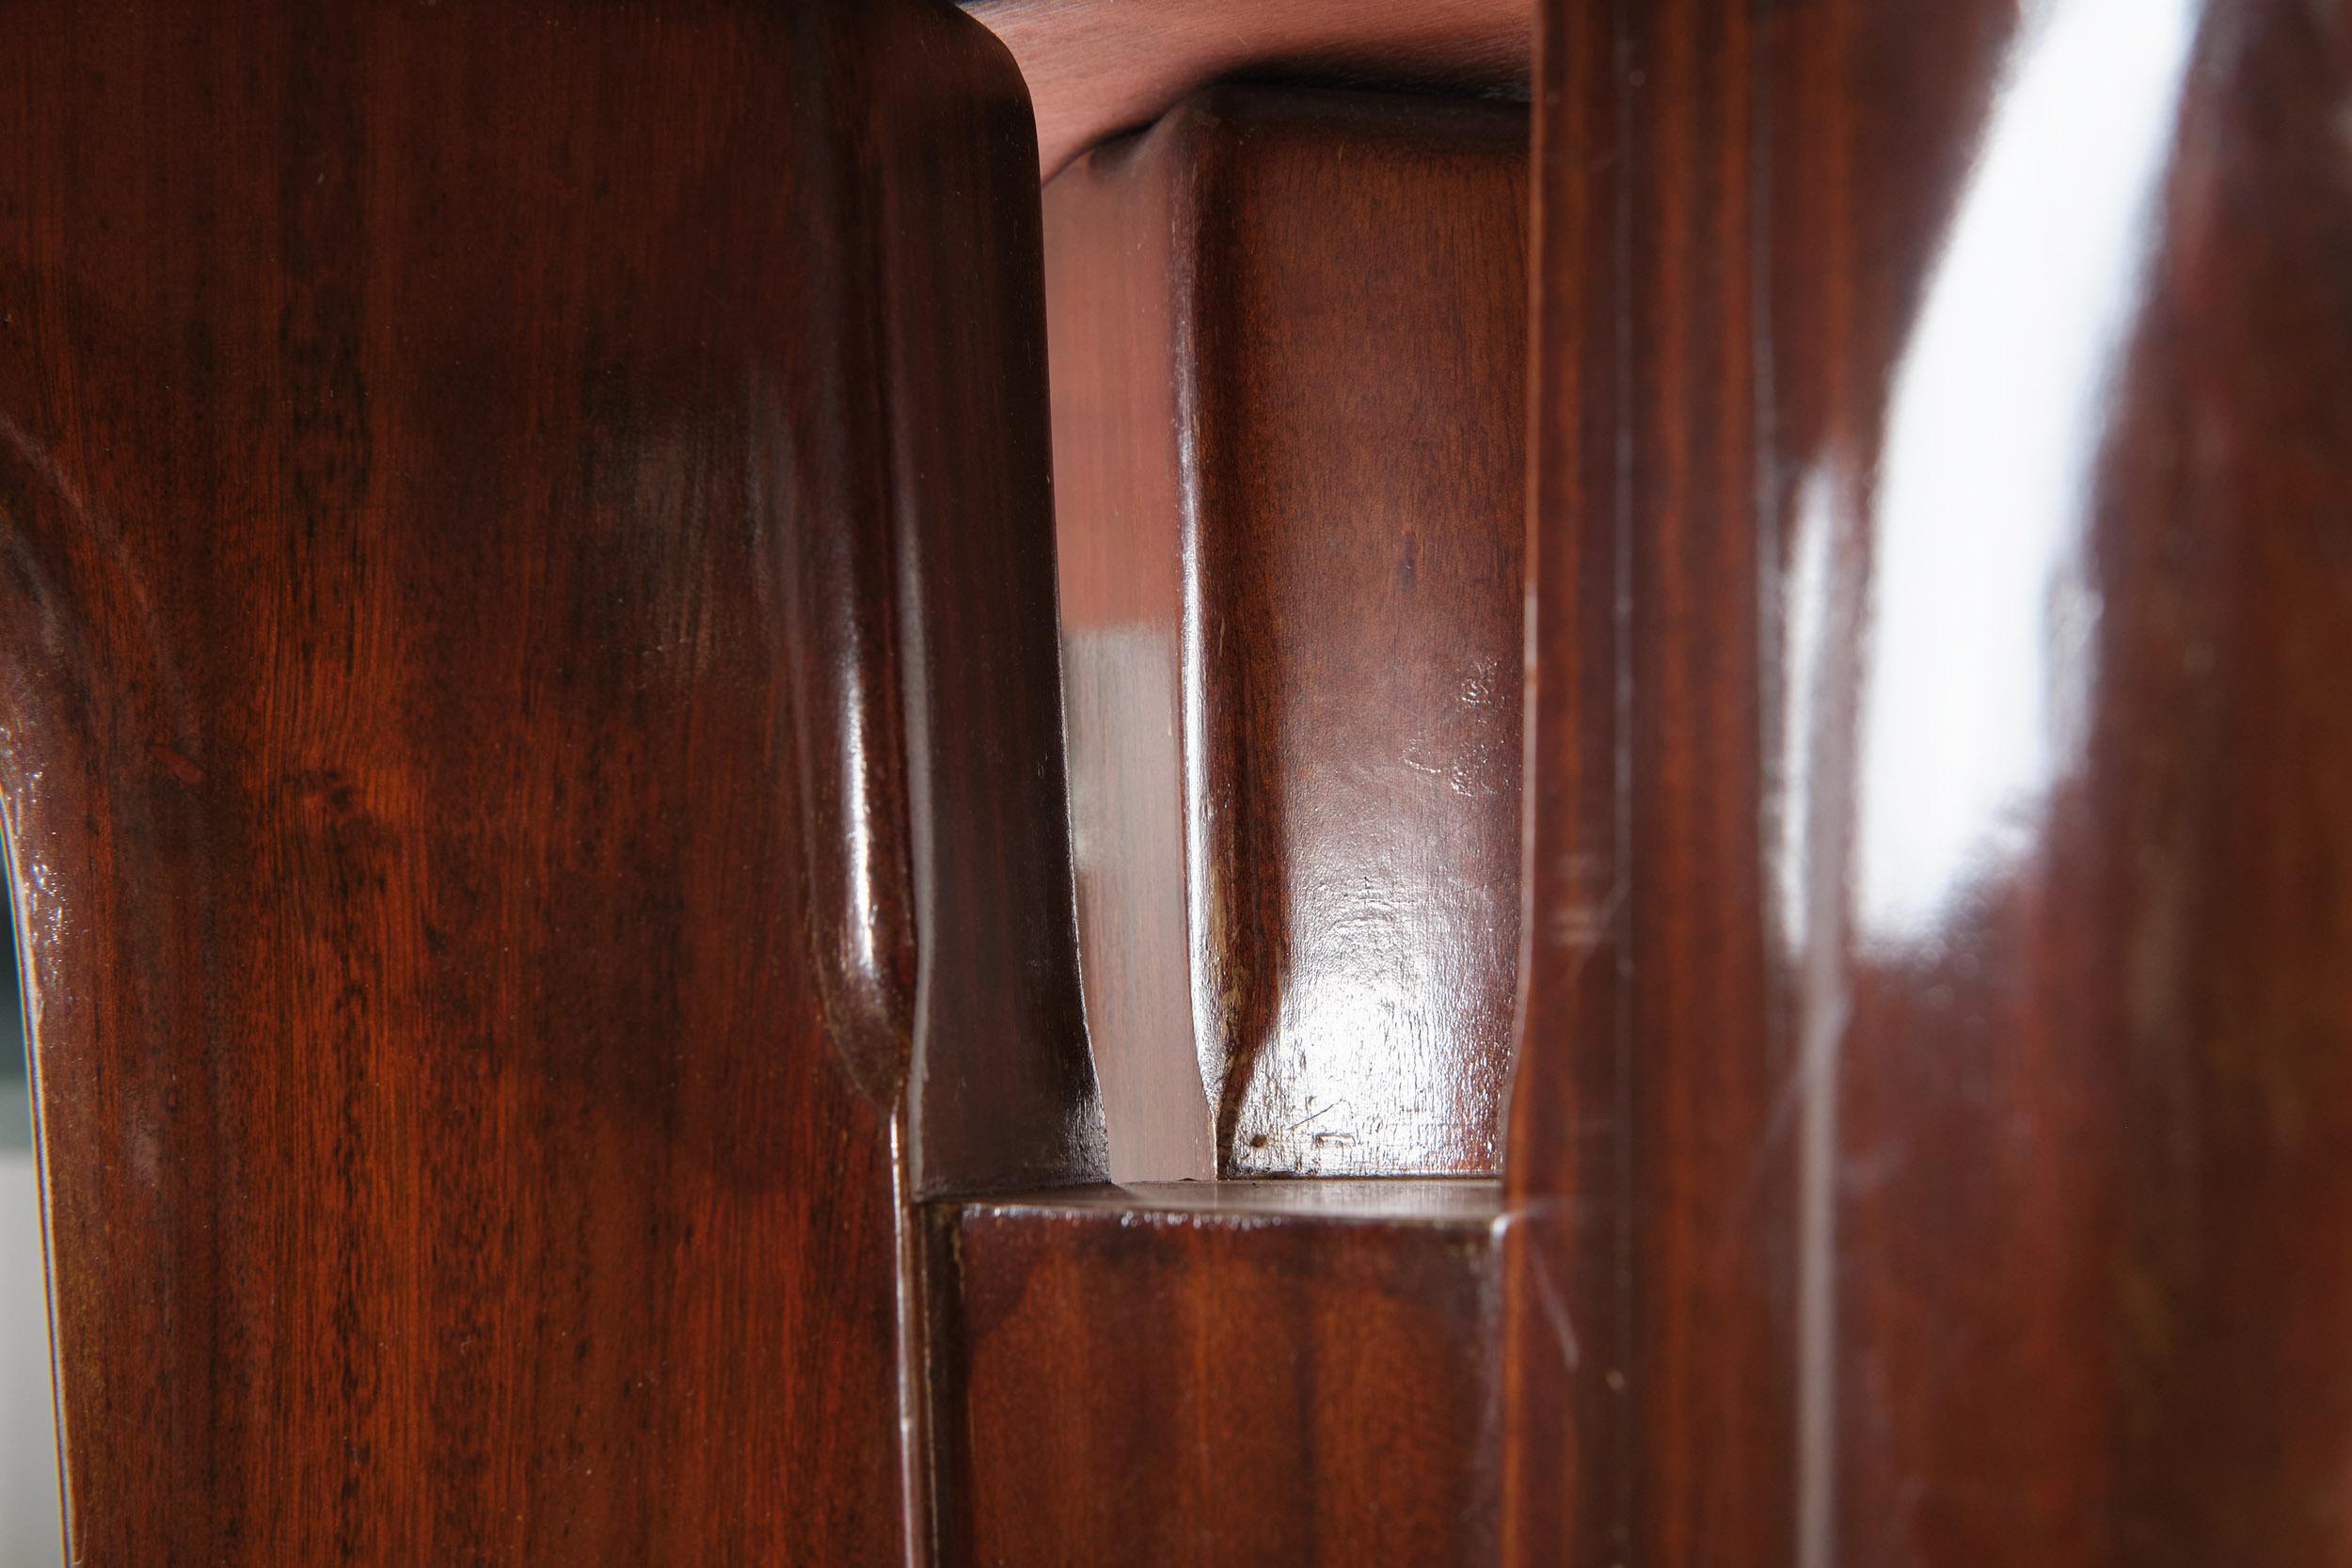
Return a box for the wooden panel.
[0,2,1096,1560]
[930,1181,1502,1565]
[1506,0,2352,1563]
[1046,87,1528,1181]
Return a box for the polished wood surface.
[24,0,2344,1557]
[1047,87,1529,1182]
[1,1,1095,1559]
[968,0,1528,177]
[929,1180,1502,1565]
[1506,0,2352,1562]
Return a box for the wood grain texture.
[0,2,1097,1560]
[966,0,1529,177]
[1047,87,1529,1181]
[1505,0,2352,1563]
[930,1180,1503,1566]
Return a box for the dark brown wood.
[930,1180,1502,1566]
[925,84,1532,1564]
[1506,0,2352,1563]
[968,0,1530,177]
[1046,86,1529,1181]
[0,2,1097,1560]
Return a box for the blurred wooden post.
[1506,0,2352,1561]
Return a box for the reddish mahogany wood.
[1046,87,1529,1181]
[1507,0,2352,1563]
[0,2,1095,1560]
[930,1180,1503,1566]
[968,0,1529,177]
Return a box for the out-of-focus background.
[0,914,61,1566]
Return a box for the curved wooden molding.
[1044,86,1528,1180]
[0,2,1099,1559]
[968,0,1530,177]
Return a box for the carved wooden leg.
[0,3,1096,1560]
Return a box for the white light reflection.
[1854,0,2201,948]
[1783,460,1854,1568]
[1779,463,1844,955]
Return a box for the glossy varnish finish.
[968,0,1529,177]
[0,2,1096,1559]
[1047,87,1529,1180]
[1506,0,2352,1563]
[929,1180,1503,1566]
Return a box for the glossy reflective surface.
[929,1180,1502,1565]
[1045,87,1529,1180]
[972,1176,1502,1224]
[969,0,1529,177]
[1509,0,2352,1561]
[0,2,1095,1558]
